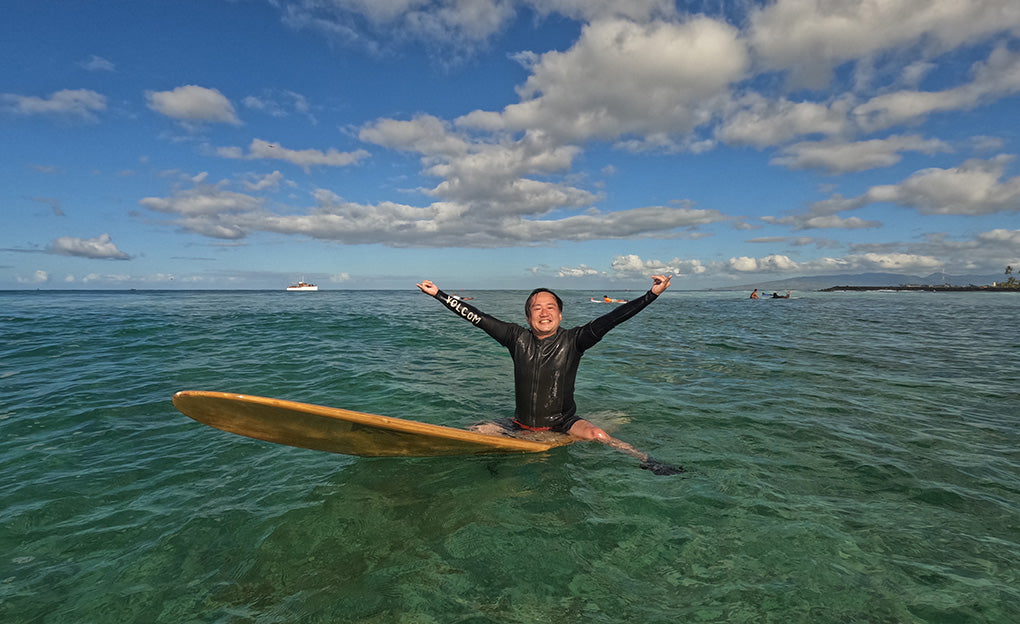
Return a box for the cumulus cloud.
[48,2,1019,283]
[611,253,707,277]
[16,270,50,284]
[145,85,240,125]
[359,111,729,239]
[863,155,1020,215]
[762,199,883,231]
[846,252,943,271]
[771,135,952,173]
[81,272,132,283]
[748,0,1020,87]
[138,172,724,248]
[1,89,107,121]
[557,264,605,278]
[363,115,596,216]
[217,139,370,172]
[801,155,1020,218]
[242,170,286,192]
[501,206,727,243]
[470,17,748,146]
[748,236,833,248]
[978,228,1020,245]
[717,94,852,147]
[363,115,470,158]
[728,254,798,272]
[47,234,131,260]
[725,252,943,276]
[610,245,995,280]
[853,44,1020,131]
[140,178,263,239]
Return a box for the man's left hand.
[651,274,672,295]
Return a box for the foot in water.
[640,457,685,476]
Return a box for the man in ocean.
[416,275,680,474]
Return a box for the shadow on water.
[203,451,590,621]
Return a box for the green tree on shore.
[1004,266,1018,288]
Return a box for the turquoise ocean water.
[1,289,1018,623]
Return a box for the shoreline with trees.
[820,266,1019,292]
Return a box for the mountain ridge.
[711,272,1004,292]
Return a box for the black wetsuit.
[431,289,659,432]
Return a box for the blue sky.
[2,0,1019,290]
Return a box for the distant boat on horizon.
[286,280,318,292]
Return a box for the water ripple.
[1,290,1018,622]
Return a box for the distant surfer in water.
[416,275,681,474]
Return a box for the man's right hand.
[416,280,438,296]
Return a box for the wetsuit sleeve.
[431,289,518,346]
[576,289,658,351]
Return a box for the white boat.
[286,281,318,292]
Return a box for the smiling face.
[526,291,563,339]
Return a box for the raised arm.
[418,279,477,323]
[416,280,519,346]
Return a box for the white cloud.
[725,251,943,276]
[243,90,316,123]
[557,264,605,278]
[140,180,261,217]
[762,204,882,231]
[242,171,286,192]
[748,0,1020,87]
[1,89,107,121]
[728,254,798,272]
[847,252,943,271]
[717,94,852,147]
[362,115,470,157]
[16,270,50,284]
[611,253,708,277]
[47,234,131,260]
[145,85,240,125]
[854,44,1020,131]
[771,135,952,173]
[484,17,748,145]
[598,228,1017,282]
[500,205,727,243]
[978,228,1020,245]
[278,0,516,63]
[138,173,725,248]
[80,55,115,72]
[527,0,676,23]
[81,273,132,283]
[217,139,370,172]
[363,116,595,216]
[140,180,263,239]
[863,155,1020,215]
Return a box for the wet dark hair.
[525,288,563,316]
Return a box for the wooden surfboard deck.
[172,391,574,457]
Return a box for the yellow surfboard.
[172,391,574,457]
